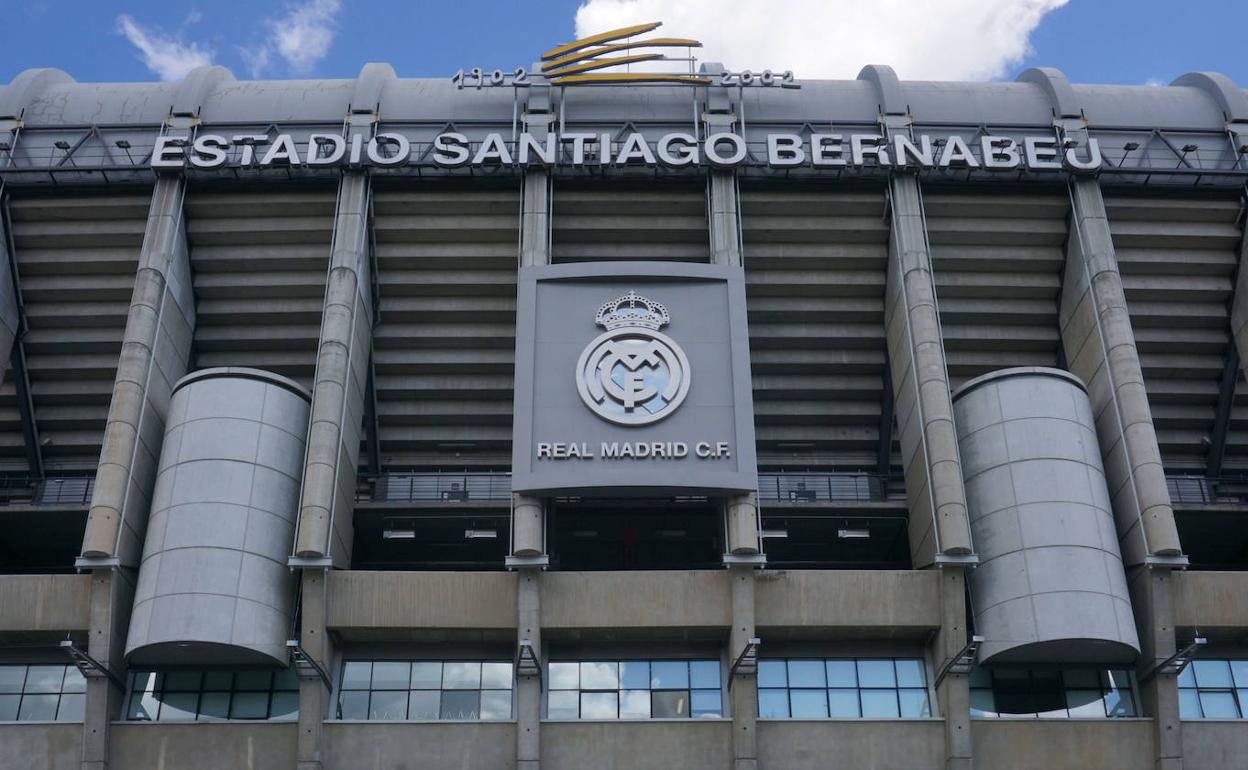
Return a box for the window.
[547,660,722,719]
[0,664,86,721]
[757,658,930,719]
[970,668,1137,718]
[125,670,299,721]
[1178,660,1248,718]
[336,661,513,721]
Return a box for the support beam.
[1129,566,1183,770]
[0,188,22,388]
[931,568,972,770]
[516,570,542,770]
[877,362,895,475]
[80,568,134,770]
[729,566,758,770]
[292,171,374,567]
[1060,177,1183,566]
[1206,343,1238,478]
[884,172,975,567]
[296,568,333,770]
[80,174,195,568]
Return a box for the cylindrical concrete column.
[126,367,311,666]
[512,494,544,557]
[726,493,759,555]
[953,367,1139,664]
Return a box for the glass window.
[1178,660,1248,720]
[123,669,298,722]
[758,658,928,720]
[336,660,512,721]
[0,664,91,722]
[547,659,722,720]
[970,668,1139,719]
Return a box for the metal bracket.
[60,640,125,690]
[287,639,332,690]
[728,637,761,690]
[1145,554,1190,569]
[73,556,121,571]
[722,553,766,567]
[505,554,550,570]
[287,556,335,569]
[934,634,984,688]
[1142,635,1207,682]
[516,638,541,684]
[933,553,980,567]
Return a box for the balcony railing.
[368,472,513,503]
[0,475,95,506]
[1167,475,1248,506]
[756,472,900,504]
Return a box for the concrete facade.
[0,61,1246,770]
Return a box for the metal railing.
[756,472,900,504]
[0,475,95,506]
[368,472,512,503]
[1167,475,1248,506]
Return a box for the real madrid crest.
[575,290,691,426]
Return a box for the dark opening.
[760,511,911,569]
[352,509,509,570]
[549,498,721,571]
[0,509,86,574]
[1175,509,1248,570]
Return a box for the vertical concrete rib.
[514,75,552,770]
[1227,189,1248,385]
[0,194,20,384]
[729,566,758,770]
[80,174,195,566]
[293,171,373,566]
[885,173,974,566]
[1061,178,1183,565]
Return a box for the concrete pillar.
[729,565,757,770]
[293,171,373,567]
[709,171,741,267]
[513,494,545,557]
[1060,177,1183,567]
[80,175,195,567]
[516,569,541,770]
[885,173,975,567]
[1129,566,1183,770]
[0,196,20,384]
[80,568,135,770]
[1228,210,1248,383]
[726,493,759,555]
[297,569,333,770]
[520,169,550,269]
[931,568,973,770]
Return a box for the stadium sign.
[151,131,1103,172]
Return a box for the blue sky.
[1,1,1245,87]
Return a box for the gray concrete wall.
[0,723,82,770]
[0,573,91,633]
[1181,722,1248,770]
[109,723,297,769]
[322,722,516,770]
[970,720,1154,770]
[541,721,732,770]
[1173,570,1248,630]
[754,569,940,633]
[327,570,518,633]
[757,720,945,770]
[541,571,730,632]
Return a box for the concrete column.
[297,569,333,770]
[513,494,545,557]
[294,172,373,566]
[931,568,972,770]
[884,173,974,567]
[1228,211,1248,383]
[726,493,760,555]
[516,569,541,770]
[1129,566,1183,770]
[709,171,740,267]
[729,565,757,770]
[80,568,134,770]
[1060,177,1183,567]
[0,195,20,384]
[80,175,195,567]
[520,169,550,269]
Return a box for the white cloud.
[574,0,1069,81]
[116,14,214,82]
[245,0,342,77]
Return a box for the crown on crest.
[595,291,670,331]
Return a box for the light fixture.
[465,528,497,539]
[1238,144,1248,155]
[761,529,788,539]
[1122,142,1140,151]
[114,140,131,149]
[1181,143,1199,153]
[54,140,71,150]
[0,141,12,151]
[837,528,870,540]
[382,528,416,540]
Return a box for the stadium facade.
[1,44,1248,770]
